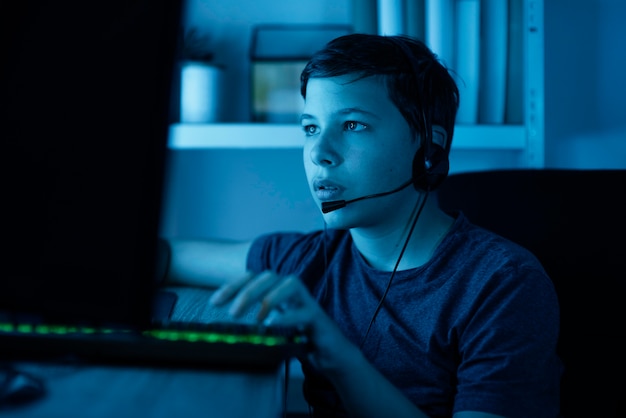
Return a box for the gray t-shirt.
[247,212,562,418]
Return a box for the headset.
[392,36,450,193]
[352,37,452,352]
[306,35,456,414]
[320,36,451,215]
[328,36,452,348]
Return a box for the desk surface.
[2,287,287,418]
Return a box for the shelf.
[168,123,527,150]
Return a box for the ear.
[431,125,448,149]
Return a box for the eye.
[302,124,319,136]
[344,121,367,132]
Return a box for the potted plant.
[179,28,224,123]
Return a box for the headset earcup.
[413,143,449,191]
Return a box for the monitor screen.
[0,0,183,328]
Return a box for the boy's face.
[300,75,421,231]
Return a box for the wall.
[544,0,626,168]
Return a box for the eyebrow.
[299,107,381,123]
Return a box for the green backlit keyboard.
[0,320,310,371]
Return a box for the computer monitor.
[0,0,183,328]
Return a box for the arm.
[331,351,506,418]
[309,317,506,418]
[213,272,507,418]
[163,238,252,288]
[325,341,432,418]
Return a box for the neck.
[350,194,454,271]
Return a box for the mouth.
[313,179,344,201]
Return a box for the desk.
[2,287,288,418]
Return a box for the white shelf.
[168,123,527,150]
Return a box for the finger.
[257,275,310,322]
[229,271,283,317]
[262,306,313,327]
[209,272,254,306]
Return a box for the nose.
[308,131,343,167]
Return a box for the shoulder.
[432,213,559,325]
[441,217,561,418]
[444,212,549,278]
[247,229,352,276]
[249,229,345,255]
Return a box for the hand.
[209,270,360,373]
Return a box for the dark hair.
[300,34,459,154]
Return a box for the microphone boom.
[321,179,413,214]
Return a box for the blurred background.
[161,0,626,241]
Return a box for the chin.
[321,210,344,228]
[321,210,362,230]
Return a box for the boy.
[165,34,561,417]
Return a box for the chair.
[436,169,626,418]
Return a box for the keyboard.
[0,320,311,371]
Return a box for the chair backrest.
[437,169,626,418]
